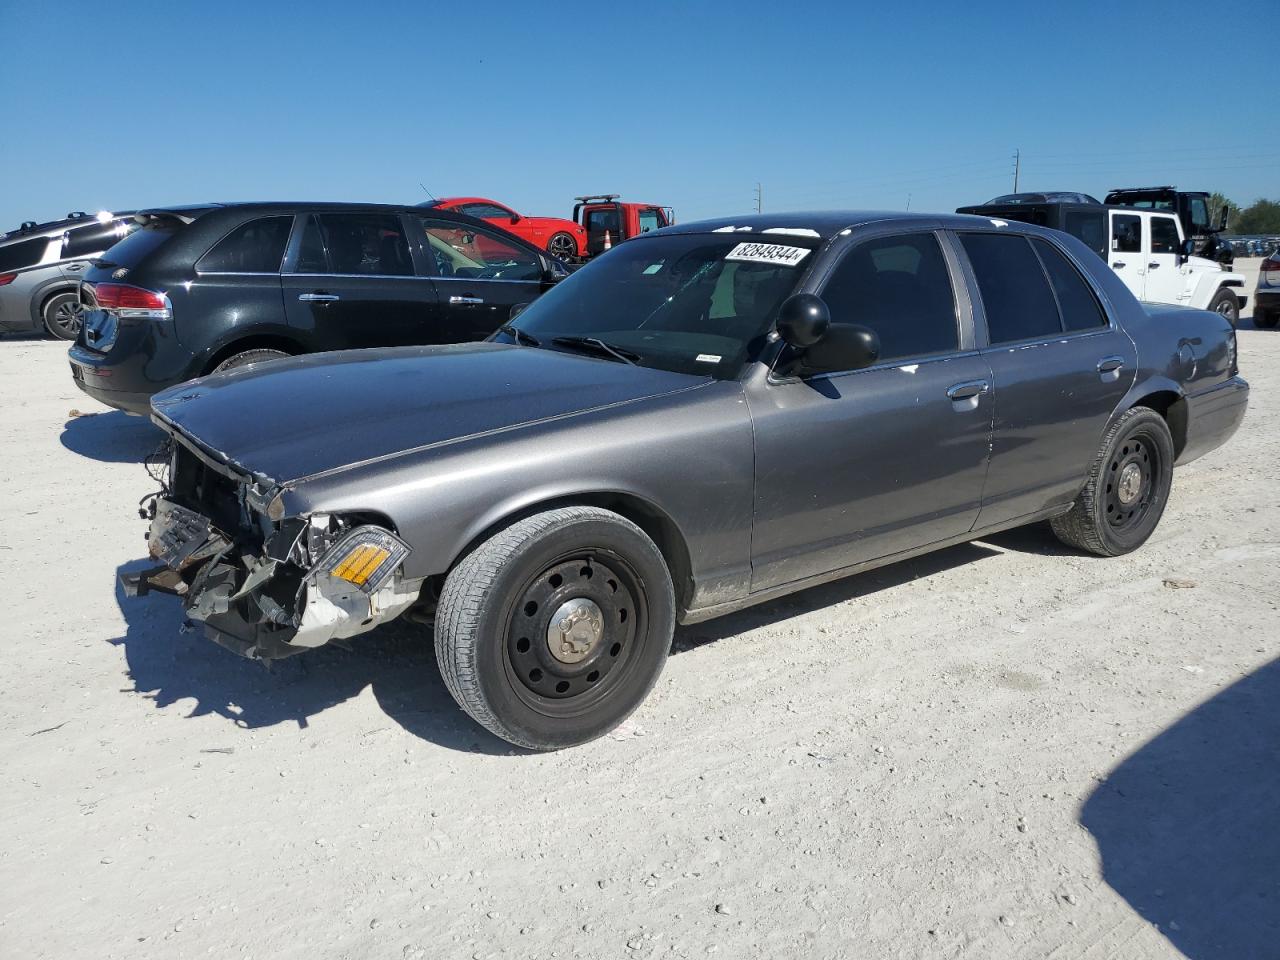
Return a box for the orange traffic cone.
[603,230,612,251]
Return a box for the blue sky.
[2,0,1276,229]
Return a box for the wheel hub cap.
[1117,462,1143,504]
[546,598,604,664]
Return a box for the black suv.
[69,202,568,414]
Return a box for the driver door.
[415,218,547,340]
[748,230,993,591]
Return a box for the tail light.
[1261,257,1280,273]
[0,272,16,286]
[89,282,171,320]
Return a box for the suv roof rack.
[1108,186,1177,193]
[573,194,620,203]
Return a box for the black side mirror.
[510,302,530,321]
[801,323,881,375]
[777,293,830,347]
[1218,207,1230,232]
[510,214,521,224]
[1180,238,1195,262]
[541,266,565,286]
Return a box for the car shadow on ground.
[110,560,516,755]
[111,539,1007,754]
[60,410,162,462]
[1081,656,1280,959]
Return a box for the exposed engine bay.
[122,435,422,660]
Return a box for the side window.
[638,209,663,233]
[461,203,512,220]
[0,235,54,273]
[1031,239,1107,331]
[62,220,138,260]
[819,233,958,363]
[1111,214,1142,254]
[294,215,327,273]
[196,216,292,274]
[1064,211,1106,259]
[419,218,541,281]
[586,208,620,234]
[1150,217,1180,255]
[960,233,1061,344]
[313,213,413,276]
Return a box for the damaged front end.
[123,437,422,660]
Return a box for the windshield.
[498,234,815,378]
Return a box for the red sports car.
[424,197,586,261]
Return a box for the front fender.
[1187,270,1246,309]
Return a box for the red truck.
[572,195,675,257]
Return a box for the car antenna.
[419,182,438,201]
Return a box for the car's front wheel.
[1050,406,1175,557]
[435,506,675,750]
[1207,287,1240,326]
[546,232,578,262]
[42,292,84,340]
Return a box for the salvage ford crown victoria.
[124,212,1248,750]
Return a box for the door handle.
[65,263,86,272]
[1097,356,1125,382]
[298,293,339,302]
[1148,262,1160,270]
[448,295,485,305]
[942,378,988,407]
[1112,261,1126,269]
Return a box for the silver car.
[0,211,136,340]
[1255,248,1280,328]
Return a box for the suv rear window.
[0,235,52,273]
[62,220,138,260]
[197,216,292,273]
[97,220,181,269]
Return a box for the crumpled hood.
[152,342,707,485]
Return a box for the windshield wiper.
[497,323,541,347]
[551,336,640,365]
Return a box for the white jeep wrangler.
[1106,207,1247,324]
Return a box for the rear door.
[957,231,1135,527]
[583,205,622,255]
[1108,211,1145,299]
[281,212,438,349]
[415,217,546,339]
[1142,214,1183,304]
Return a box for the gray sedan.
[125,211,1249,749]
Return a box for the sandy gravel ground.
[2,268,1276,960]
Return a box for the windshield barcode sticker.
[696,353,722,363]
[725,242,811,267]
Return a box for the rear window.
[961,233,1061,345]
[1032,239,1107,331]
[197,216,292,273]
[62,220,138,260]
[97,220,181,268]
[1064,211,1106,259]
[0,235,52,273]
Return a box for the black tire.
[435,506,675,750]
[1050,407,1175,557]
[212,347,290,373]
[1255,308,1279,330]
[1207,287,1239,327]
[546,231,578,262]
[42,291,83,341]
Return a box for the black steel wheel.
[546,232,578,262]
[435,506,675,750]
[1051,407,1175,557]
[42,292,84,340]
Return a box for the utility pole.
[906,192,912,212]
[754,182,763,214]
[1012,149,1021,192]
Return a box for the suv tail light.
[90,282,172,319]
[0,272,16,286]
[1261,257,1280,273]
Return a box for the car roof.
[658,210,1032,242]
[0,210,137,243]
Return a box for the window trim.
[1028,235,1110,334]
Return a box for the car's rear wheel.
[1050,407,1175,557]
[42,292,83,340]
[1207,287,1240,326]
[546,232,578,262]
[212,348,290,373]
[435,506,675,750]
